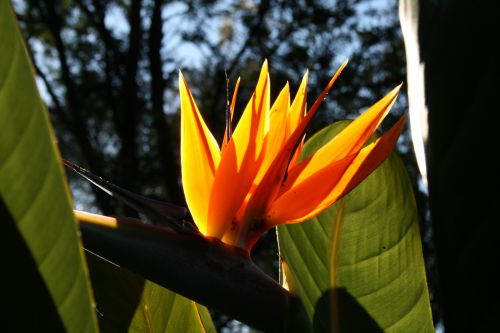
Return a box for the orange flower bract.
[180,61,405,251]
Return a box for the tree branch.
[73,0,121,113]
[29,51,70,127]
[148,0,184,204]
[114,0,143,196]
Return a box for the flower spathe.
[180,60,405,251]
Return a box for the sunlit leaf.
[0,1,97,331]
[278,121,433,332]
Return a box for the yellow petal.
[222,77,241,151]
[267,115,405,225]
[207,61,270,237]
[230,77,240,122]
[286,71,308,138]
[257,82,290,181]
[179,72,221,234]
[240,62,347,222]
[285,84,401,189]
[228,83,290,243]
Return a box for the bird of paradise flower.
[179,60,405,251]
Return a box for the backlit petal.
[257,83,290,181]
[226,84,290,246]
[265,154,355,226]
[230,77,240,122]
[207,61,270,237]
[285,85,401,189]
[180,72,221,234]
[336,115,407,199]
[222,77,241,151]
[267,115,405,225]
[240,62,347,222]
[286,71,308,138]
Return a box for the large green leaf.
[86,252,216,333]
[0,1,98,331]
[278,121,433,332]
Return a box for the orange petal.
[180,72,221,234]
[337,114,407,199]
[240,62,347,222]
[222,77,241,151]
[303,59,348,127]
[265,154,355,226]
[207,61,270,237]
[285,84,401,189]
[267,115,406,225]
[228,83,289,244]
[286,71,308,138]
[257,82,290,181]
[288,136,304,169]
[230,77,240,122]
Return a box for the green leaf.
[86,252,216,333]
[0,1,98,331]
[278,121,433,332]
